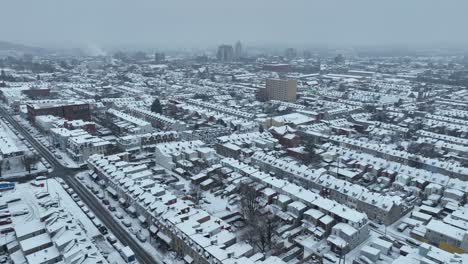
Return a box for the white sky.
[1,0,467,48]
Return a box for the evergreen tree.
[151,98,163,114]
[259,125,264,133]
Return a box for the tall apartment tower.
[266,79,297,102]
[216,45,234,62]
[234,41,242,60]
[155,52,165,64]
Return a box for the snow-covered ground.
[13,115,80,169]
[1,178,128,264]
[0,118,48,178]
[77,171,183,264]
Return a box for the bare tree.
[239,183,260,222]
[188,183,202,206]
[239,182,278,253]
[303,141,321,165]
[22,152,40,173]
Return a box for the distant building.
[284,48,297,60]
[234,41,242,60]
[217,44,234,62]
[347,70,375,78]
[265,79,297,102]
[262,63,290,72]
[154,52,165,64]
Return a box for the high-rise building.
[155,52,165,64]
[216,45,234,62]
[265,79,297,102]
[284,48,297,60]
[234,41,242,60]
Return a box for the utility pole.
[338,250,346,264]
[55,192,61,207]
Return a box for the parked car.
[102,199,110,205]
[57,178,65,185]
[82,206,90,214]
[99,226,108,235]
[106,235,117,244]
[71,194,80,202]
[121,219,131,227]
[128,227,138,235]
[107,205,116,212]
[115,212,124,219]
[136,232,147,243]
[86,212,96,219]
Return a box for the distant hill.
[0,40,46,54]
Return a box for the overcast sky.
[1,0,468,49]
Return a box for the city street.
[0,107,160,264]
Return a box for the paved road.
[0,107,159,264]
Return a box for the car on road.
[121,219,131,227]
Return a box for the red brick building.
[27,101,91,123]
